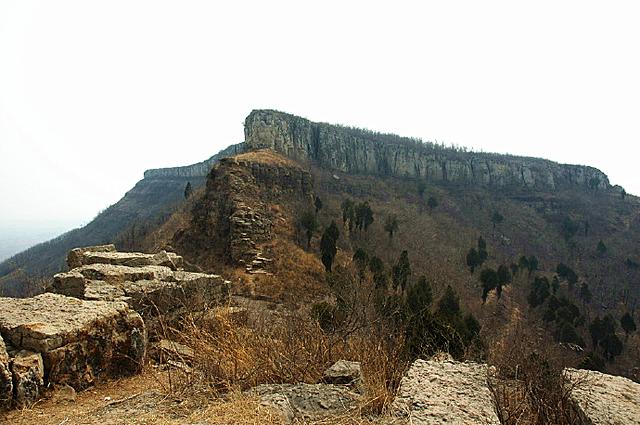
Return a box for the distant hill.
[0,142,244,296]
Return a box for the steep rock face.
[179,150,313,266]
[245,110,609,191]
[0,334,11,409]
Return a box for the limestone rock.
[322,360,362,386]
[11,350,44,407]
[0,293,146,390]
[245,109,610,191]
[0,334,12,409]
[67,244,117,269]
[251,383,360,422]
[67,246,183,270]
[565,368,640,425]
[52,257,230,333]
[391,359,500,424]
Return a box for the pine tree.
[314,196,323,214]
[621,312,637,337]
[184,181,193,199]
[392,250,411,291]
[320,221,340,272]
[384,215,399,240]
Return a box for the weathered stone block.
[0,334,12,409]
[322,360,362,386]
[11,350,44,407]
[565,368,640,425]
[0,293,146,390]
[391,359,500,424]
[67,244,117,269]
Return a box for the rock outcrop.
[0,334,12,409]
[565,368,640,425]
[245,109,610,191]
[0,293,146,401]
[181,150,313,266]
[51,246,230,335]
[391,359,500,424]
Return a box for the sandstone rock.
[322,360,362,386]
[11,350,44,407]
[0,293,146,390]
[565,368,640,425]
[391,359,500,424]
[251,383,360,422]
[0,334,12,409]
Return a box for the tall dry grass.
[160,305,408,417]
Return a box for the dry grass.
[233,149,300,167]
[161,306,408,419]
[487,324,587,425]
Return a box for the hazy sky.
[1,1,639,234]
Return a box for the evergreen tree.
[341,199,355,230]
[491,211,504,230]
[355,202,374,232]
[477,237,488,263]
[369,256,387,289]
[528,276,550,308]
[184,181,193,199]
[621,312,637,337]
[406,275,432,317]
[496,264,512,298]
[597,240,607,256]
[297,210,318,248]
[384,215,399,240]
[392,250,411,291]
[527,255,539,276]
[320,221,340,272]
[480,268,498,302]
[437,285,461,320]
[314,196,323,214]
[352,248,369,277]
[466,248,481,274]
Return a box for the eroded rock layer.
[245,109,610,191]
[0,293,146,396]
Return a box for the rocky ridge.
[245,109,610,191]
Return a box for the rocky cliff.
[245,110,609,191]
[143,143,245,179]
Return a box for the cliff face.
[143,143,245,178]
[245,110,609,191]
[177,150,313,266]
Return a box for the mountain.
[0,142,244,296]
[132,109,638,378]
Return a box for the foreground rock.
[0,293,146,396]
[391,359,500,425]
[0,334,12,409]
[251,383,360,423]
[52,246,230,336]
[565,368,640,425]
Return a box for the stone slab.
[391,359,500,425]
[565,368,640,425]
[0,293,146,390]
[0,334,12,409]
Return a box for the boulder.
[0,334,12,409]
[0,293,146,390]
[391,359,500,424]
[321,360,362,386]
[250,383,360,423]
[565,368,640,425]
[11,350,44,407]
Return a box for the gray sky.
[1,1,639,234]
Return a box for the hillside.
[0,142,244,297]
[126,111,640,381]
[2,110,640,423]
